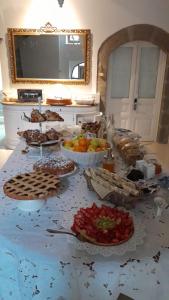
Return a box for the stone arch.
[97,24,169,143]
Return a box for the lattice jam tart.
[71,204,134,246]
[3,171,60,200]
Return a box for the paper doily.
[63,213,146,257]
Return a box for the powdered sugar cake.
[33,157,75,176]
[3,171,60,200]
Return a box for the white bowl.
[75,100,94,105]
[61,144,108,166]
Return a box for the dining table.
[0,142,169,300]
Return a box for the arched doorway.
[97,24,169,143]
[106,41,166,141]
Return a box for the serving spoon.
[46,228,86,241]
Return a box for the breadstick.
[95,168,139,197]
[87,169,130,197]
[98,168,137,189]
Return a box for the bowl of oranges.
[61,135,109,166]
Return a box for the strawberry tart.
[71,204,134,246]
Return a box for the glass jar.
[102,148,115,173]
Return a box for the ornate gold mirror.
[8,23,91,84]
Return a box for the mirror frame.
[7,23,91,85]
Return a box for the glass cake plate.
[62,212,146,257]
[28,139,61,147]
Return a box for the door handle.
[133,98,138,111]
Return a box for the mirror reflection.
[14,35,84,79]
[8,26,91,84]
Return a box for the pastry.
[81,121,101,136]
[17,130,28,138]
[31,109,46,122]
[17,129,62,145]
[33,157,75,176]
[46,128,61,140]
[23,109,64,122]
[17,129,43,141]
[121,142,139,152]
[112,131,144,166]
[71,203,134,246]
[117,137,132,150]
[26,130,48,144]
[3,171,60,200]
[44,110,64,121]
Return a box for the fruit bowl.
[61,136,109,166]
[61,145,108,166]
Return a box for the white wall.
[1,0,169,99]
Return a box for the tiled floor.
[144,142,169,171]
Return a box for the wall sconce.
[58,0,64,7]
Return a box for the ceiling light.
[58,0,64,7]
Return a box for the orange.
[73,145,80,152]
[78,145,88,152]
[100,146,106,151]
[64,140,73,147]
[79,138,88,147]
[73,145,87,152]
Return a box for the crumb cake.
[17,129,61,145]
[71,203,134,246]
[33,157,75,176]
[46,128,62,140]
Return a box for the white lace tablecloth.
[0,142,169,300]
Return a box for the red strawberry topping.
[71,204,134,245]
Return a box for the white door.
[106,41,166,141]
